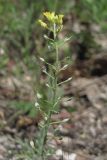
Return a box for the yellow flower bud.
[58,15,64,24]
[38,20,48,28]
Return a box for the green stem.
[39,111,51,159]
[53,23,59,104]
[55,43,59,73]
[53,43,58,105]
[38,23,60,159]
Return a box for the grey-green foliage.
[74,0,107,27]
[11,100,37,118]
[0,1,35,57]
[0,0,72,59]
[0,0,107,60]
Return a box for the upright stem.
[53,43,59,105]
[39,111,51,159]
[53,23,59,104]
[39,23,59,159]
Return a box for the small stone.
[61,137,72,148]
[102,116,107,124]
[56,149,77,160]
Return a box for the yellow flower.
[43,12,55,22]
[58,15,64,24]
[38,12,64,33]
[38,20,48,28]
[43,12,64,25]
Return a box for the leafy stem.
[38,23,60,159]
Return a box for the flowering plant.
[33,12,71,159]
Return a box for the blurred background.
[0,0,107,159]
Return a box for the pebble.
[56,149,77,160]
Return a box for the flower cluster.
[38,12,64,33]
